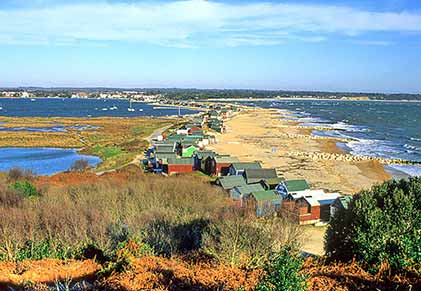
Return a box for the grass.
[0,166,302,265]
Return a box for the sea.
[0,97,199,175]
[230,99,421,177]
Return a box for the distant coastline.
[206,97,421,103]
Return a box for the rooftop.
[218,175,247,190]
[251,190,281,201]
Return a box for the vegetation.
[9,181,40,198]
[70,158,90,172]
[0,168,420,290]
[325,177,421,276]
[0,166,301,265]
[256,247,307,291]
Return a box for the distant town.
[1,87,421,102]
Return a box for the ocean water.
[235,100,421,177]
[0,98,198,117]
[0,147,102,176]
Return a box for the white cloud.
[0,0,420,47]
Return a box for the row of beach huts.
[143,105,352,225]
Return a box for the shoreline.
[206,97,421,103]
[207,107,392,194]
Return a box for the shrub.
[8,167,34,181]
[325,177,421,274]
[13,239,74,261]
[203,209,303,268]
[70,159,90,172]
[256,246,308,291]
[10,181,40,198]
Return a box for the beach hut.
[154,143,175,153]
[330,196,352,218]
[245,190,282,217]
[166,158,194,175]
[193,150,216,171]
[202,155,232,176]
[275,179,310,198]
[230,183,265,201]
[182,145,198,158]
[243,168,278,184]
[228,162,262,176]
[260,177,285,190]
[216,175,247,191]
[205,156,240,176]
[283,191,341,225]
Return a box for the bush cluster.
[0,168,302,267]
[325,177,421,275]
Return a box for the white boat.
[128,100,135,112]
[138,109,143,112]
[153,106,173,110]
[30,98,36,102]
[102,108,108,111]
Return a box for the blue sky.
[1,0,421,93]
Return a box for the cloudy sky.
[1,0,421,92]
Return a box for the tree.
[256,247,307,291]
[325,177,421,274]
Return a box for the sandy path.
[208,108,391,194]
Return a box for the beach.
[208,108,391,194]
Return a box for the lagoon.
[0,98,198,117]
[0,147,102,176]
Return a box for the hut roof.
[233,183,265,195]
[214,156,240,164]
[231,162,262,171]
[217,176,247,190]
[167,158,193,165]
[243,168,277,184]
[284,180,310,192]
[251,190,280,202]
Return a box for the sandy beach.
[208,108,391,195]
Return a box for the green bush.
[325,177,421,274]
[13,239,74,261]
[10,181,40,198]
[256,247,307,291]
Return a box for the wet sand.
[208,108,391,194]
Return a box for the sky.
[1,0,421,93]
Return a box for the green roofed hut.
[243,168,278,184]
[230,183,265,201]
[193,150,217,171]
[330,196,353,218]
[245,190,282,217]
[275,179,310,199]
[229,162,262,176]
[260,177,285,190]
[182,145,198,158]
[216,175,247,191]
[166,158,194,175]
